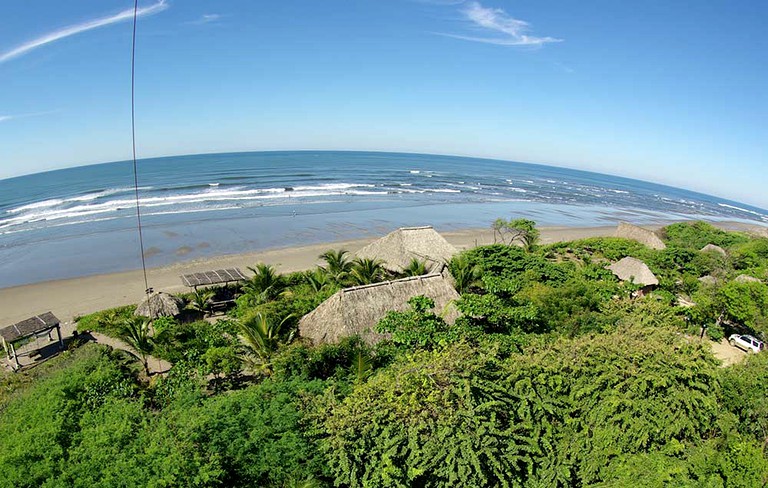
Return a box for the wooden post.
[10,342,20,370]
[56,325,64,350]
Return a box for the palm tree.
[351,349,373,384]
[402,258,428,277]
[304,267,330,293]
[188,289,215,315]
[449,255,482,294]
[244,263,286,302]
[120,316,154,377]
[319,249,354,284]
[349,257,387,285]
[237,312,293,374]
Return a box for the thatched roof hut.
[698,275,718,286]
[355,226,457,273]
[299,272,460,345]
[735,274,762,284]
[135,292,184,318]
[607,257,659,286]
[700,244,727,256]
[615,222,666,250]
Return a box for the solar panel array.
[0,312,60,343]
[180,268,247,287]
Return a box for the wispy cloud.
[0,1,169,64]
[188,14,222,25]
[0,111,58,123]
[442,1,561,47]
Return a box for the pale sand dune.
[0,226,617,326]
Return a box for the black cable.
[130,0,152,301]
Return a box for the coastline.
[1,220,764,327]
[0,225,618,326]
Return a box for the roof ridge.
[340,273,443,293]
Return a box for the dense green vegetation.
[2,221,768,487]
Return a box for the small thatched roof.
[607,257,659,286]
[355,226,457,273]
[700,244,727,256]
[135,292,184,318]
[745,225,768,239]
[615,222,666,250]
[698,275,718,286]
[299,272,460,345]
[734,274,762,284]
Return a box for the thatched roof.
[607,257,659,286]
[615,222,666,250]
[745,225,768,239]
[700,244,727,256]
[734,274,762,284]
[698,275,718,286]
[299,272,460,345]
[355,226,457,273]
[1,312,60,344]
[135,292,184,318]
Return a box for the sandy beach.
[0,225,624,326]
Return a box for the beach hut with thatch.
[700,244,727,257]
[734,274,762,284]
[299,272,460,345]
[698,275,718,286]
[135,292,184,318]
[607,257,659,296]
[615,222,667,250]
[355,226,458,274]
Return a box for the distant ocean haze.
[0,151,766,288]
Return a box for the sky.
[0,0,766,207]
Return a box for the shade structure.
[180,268,247,288]
[607,257,659,286]
[615,222,667,250]
[135,292,184,318]
[1,312,60,343]
[299,271,460,346]
[1,312,63,370]
[355,226,458,273]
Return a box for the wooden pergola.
[1,312,63,370]
[180,268,247,290]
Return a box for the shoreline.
[1,221,764,327]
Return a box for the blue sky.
[1,0,766,207]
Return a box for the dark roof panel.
[180,268,247,287]
[1,312,60,343]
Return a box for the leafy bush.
[75,305,136,336]
[660,221,748,250]
[320,325,723,487]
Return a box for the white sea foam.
[409,170,420,174]
[0,182,392,231]
[718,203,765,217]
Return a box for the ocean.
[1,151,766,288]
